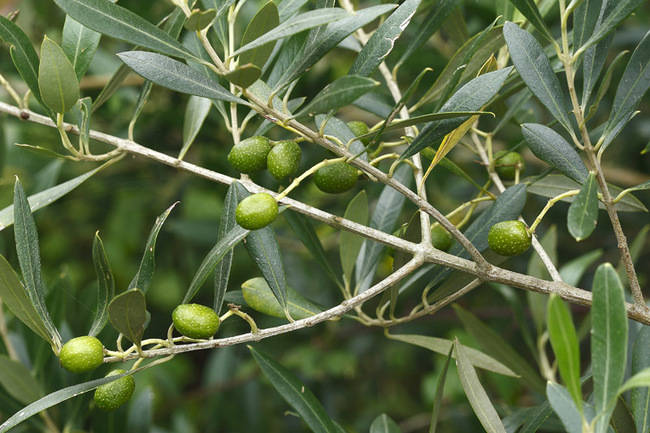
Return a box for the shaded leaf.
[239,1,280,68]
[315,114,366,160]
[592,264,628,433]
[370,414,402,433]
[503,22,573,133]
[0,255,50,343]
[546,382,586,433]
[108,288,147,347]
[0,164,104,231]
[184,8,216,31]
[567,172,598,241]
[297,75,378,117]
[0,355,43,404]
[401,68,512,159]
[547,294,582,411]
[453,305,544,393]
[455,339,508,433]
[38,36,80,113]
[249,346,339,433]
[13,179,61,350]
[350,0,421,77]
[117,51,247,105]
[429,347,453,433]
[340,191,368,284]
[522,123,588,184]
[214,182,240,313]
[53,0,197,60]
[573,0,603,51]
[388,333,517,377]
[631,326,650,433]
[180,95,212,159]
[88,232,114,337]
[578,0,645,54]
[223,64,262,88]
[128,202,178,294]
[507,0,554,42]
[558,249,603,286]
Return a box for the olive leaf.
[108,288,147,347]
[38,36,80,114]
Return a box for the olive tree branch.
[557,2,645,306]
[1,101,649,328]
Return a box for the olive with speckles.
[488,220,531,256]
[172,303,220,339]
[235,193,278,230]
[93,369,135,410]
[228,136,272,174]
[314,162,358,194]
[347,121,370,145]
[59,336,104,373]
[267,140,301,180]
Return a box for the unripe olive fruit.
[227,136,272,174]
[314,162,358,194]
[172,303,221,339]
[267,140,301,180]
[488,220,532,256]
[494,151,525,180]
[347,121,370,145]
[431,225,453,251]
[59,336,104,373]
[93,369,135,410]
[235,193,279,230]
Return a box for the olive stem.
[0,73,24,108]
[230,309,259,334]
[528,190,581,234]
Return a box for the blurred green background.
[0,0,648,431]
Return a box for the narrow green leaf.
[619,368,650,395]
[527,174,647,213]
[0,370,138,432]
[418,26,504,105]
[395,0,457,70]
[117,51,247,105]
[606,31,650,135]
[519,402,555,433]
[429,347,453,433]
[0,16,43,106]
[546,382,586,433]
[567,172,599,241]
[297,75,378,117]
[370,414,402,433]
[53,0,198,61]
[183,226,248,304]
[276,4,396,88]
[558,249,603,286]
[223,64,262,88]
[38,36,80,114]
[573,0,603,51]
[522,123,588,184]
[350,0,421,77]
[631,326,650,433]
[88,232,114,337]
[453,305,544,393]
[108,288,147,347]
[0,355,43,404]
[504,22,573,133]
[62,15,101,79]
[213,182,240,313]
[355,165,411,293]
[585,47,628,118]
[249,346,339,433]
[401,68,512,159]
[13,179,61,350]
[233,8,348,57]
[454,339,508,433]
[578,0,644,54]
[180,96,212,159]
[241,277,322,320]
[0,255,51,343]
[507,0,554,42]
[239,1,280,68]
[284,210,341,288]
[547,294,582,412]
[388,334,517,377]
[0,165,104,231]
[592,263,628,433]
[128,202,178,294]
[339,191,368,285]
[126,386,154,433]
[278,0,309,21]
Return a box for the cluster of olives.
[57,303,221,410]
